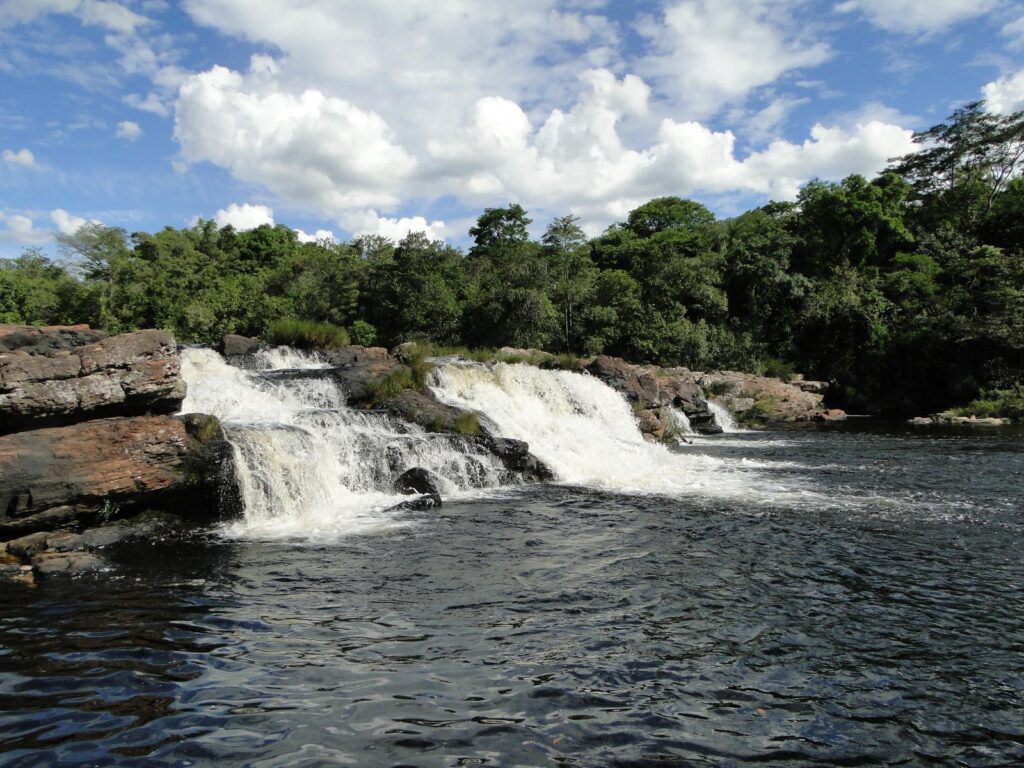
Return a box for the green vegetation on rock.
[266,319,349,350]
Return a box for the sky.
[1,0,1024,256]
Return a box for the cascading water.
[431,362,807,503]
[707,399,743,433]
[180,348,510,538]
[667,408,695,442]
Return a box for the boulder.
[390,494,442,511]
[0,327,185,432]
[31,551,105,576]
[470,436,553,481]
[220,334,260,357]
[0,414,231,534]
[587,356,669,409]
[376,389,478,434]
[322,345,394,366]
[6,531,51,559]
[393,468,443,509]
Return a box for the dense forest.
[2,102,1023,416]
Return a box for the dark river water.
[2,423,1022,767]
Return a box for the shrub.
[265,318,350,349]
[349,320,378,347]
[704,379,736,396]
[760,357,797,381]
[952,385,1024,421]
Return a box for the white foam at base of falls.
[431,362,812,504]
[180,348,510,539]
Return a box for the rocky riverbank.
[0,325,234,583]
[584,355,844,440]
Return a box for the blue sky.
[1,0,1023,256]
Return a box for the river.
[1,351,1021,766]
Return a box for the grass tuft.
[454,411,482,435]
[265,318,350,350]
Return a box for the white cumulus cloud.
[2,148,37,168]
[213,203,274,231]
[175,64,416,213]
[638,0,831,116]
[983,69,1024,114]
[341,211,447,242]
[162,1,923,234]
[115,120,142,140]
[0,212,52,245]
[295,228,336,244]
[50,208,97,234]
[0,0,148,33]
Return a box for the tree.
[890,101,1024,226]
[542,215,594,352]
[625,197,715,238]
[468,203,532,255]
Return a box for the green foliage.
[366,366,416,404]
[265,319,350,349]
[349,320,378,347]
[97,498,121,523]
[952,385,1024,421]
[454,412,482,435]
[192,415,222,443]
[704,380,737,396]
[759,358,798,381]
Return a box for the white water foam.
[708,400,746,433]
[180,349,510,539]
[431,362,815,505]
[253,346,330,371]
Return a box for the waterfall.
[667,408,695,442]
[431,362,788,501]
[707,400,743,433]
[180,349,510,539]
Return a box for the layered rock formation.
[0,325,184,433]
[0,326,232,580]
[586,355,844,440]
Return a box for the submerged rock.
[393,467,443,509]
[31,551,105,576]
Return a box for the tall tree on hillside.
[542,214,593,353]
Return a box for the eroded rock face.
[0,415,223,526]
[587,354,843,438]
[0,326,185,432]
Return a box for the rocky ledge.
[0,326,232,582]
[907,412,1013,427]
[586,355,844,441]
[0,324,185,433]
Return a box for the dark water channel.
[2,424,1022,766]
